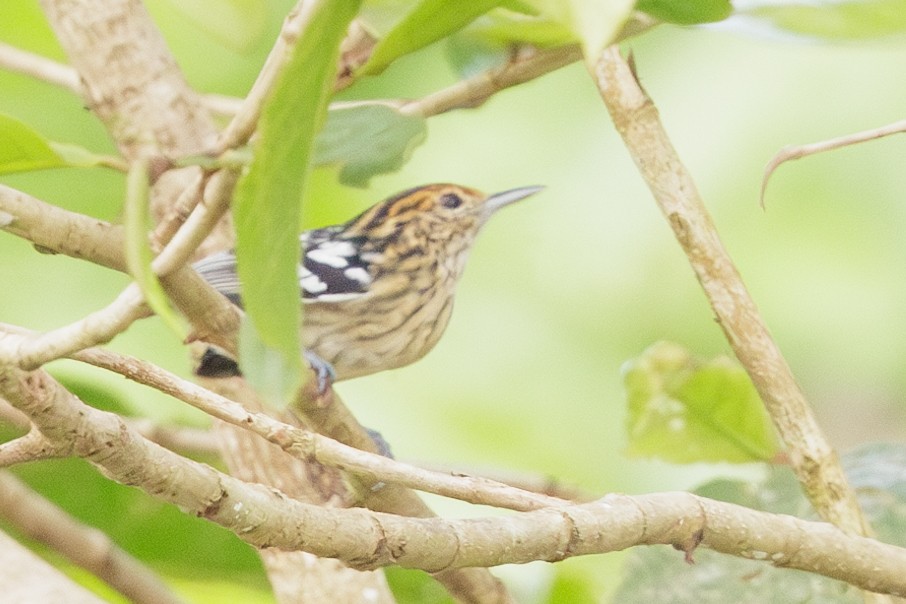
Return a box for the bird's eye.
[440,193,463,209]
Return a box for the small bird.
[193,183,542,382]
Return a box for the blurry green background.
[1,1,906,601]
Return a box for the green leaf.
[123,159,186,339]
[0,113,65,174]
[360,0,515,75]
[314,102,426,187]
[622,341,780,463]
[737,0,906,40]
[637,0,731,25]
[524,0,634,62]
[446,9,574,77]
[233,0,361,408]
[614,443,906,602]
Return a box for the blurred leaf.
[637,0,731,25]
[446,29,511,77]
[613,443,906,602]
[159,0,268,53]
[736,0,906,40]
[314,102,426,187]
[234,0,360,408]
[622,341,780,463]
[123,159,186,339]
[446,8,574,77]
[385,567,456,604]
[455,8,575,50]
[525,0,634,61]
[360,0,517,75]
[548,564,598,603]
[0,113,65,173]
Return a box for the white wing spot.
[300,272,327,293]
[344,266,370,284]
[307,241,356,268]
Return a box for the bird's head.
[346,184,543,250]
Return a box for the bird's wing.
[192,250,243,305]
[192,230,373,306]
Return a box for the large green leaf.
[623,341,780,463]
[637,0,731,25]
[314,102,426,187]
[360,0,517,75]
[613,443,906,602]
[0,113,65,174]
[736,0,906,40]
[233,0,361,408]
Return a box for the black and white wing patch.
[300,228,372,302]
[193,229,373,306]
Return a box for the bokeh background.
[2,1,905,601]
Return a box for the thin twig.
[592,46,869,536]
[0,185,243,354]
[216,0,313,152]
[0,40,80,92]
[0,427,66,466]
[761,118,906,206]
[1,168,235,370]
[0,324,564,511]
[126,419,220,456]
[401,45,583,117]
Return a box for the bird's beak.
[482,185,544,216]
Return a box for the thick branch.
[591,47,868,535]
[40,0,216,158]
[1,360,906,595]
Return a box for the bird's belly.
[302,291,454,380]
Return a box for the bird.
[193,183,543,383]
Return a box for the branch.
[0,40,80,91]
[1,360,906,595]
[0,167,234,370]
[0,427,66,466]
[761,118,906,205]
[127,419,220,456]
[217,0,322,152]
[40,0,217,159]
[400,45,583,117]
[36,334,565,511]
[0,183,241,355]
[591,46,868,536]
[0,529,106,603]
[0,471,186,604]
